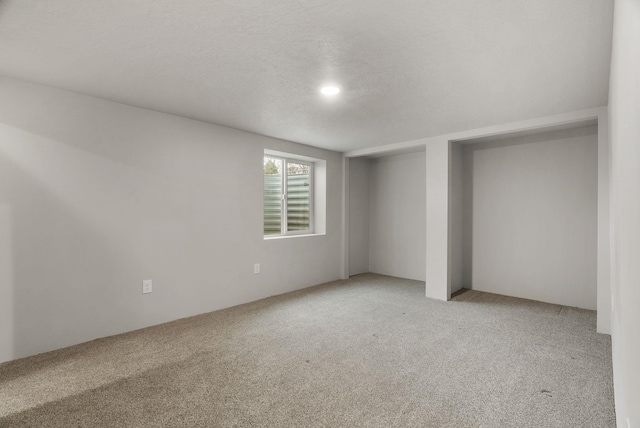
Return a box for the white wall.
[348,157,370,276]
[449,142,465,293]
[461,141,474,288]
[596,113,611,335]
[608,0,640,426]
[465,127,598,309]
[0,77,344,364]
[368,151,426,281]
[425,139,449,299]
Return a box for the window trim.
[264,153,314,237]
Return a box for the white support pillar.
[597,108,611,334]
[425,139,450,300]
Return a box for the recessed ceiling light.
[320,86,340,96]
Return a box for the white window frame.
[264,154,314,237]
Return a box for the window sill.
[264,233,326,241]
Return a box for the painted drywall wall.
[608,0,640,425]
[448,142,465,293]
[425,139,449,299]
[368,151,426,281]
[596,114,611,335]
[348,157,370,276]
[0,77,344,364]
[465,127,598,309]
[461,141,474,289]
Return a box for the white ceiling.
[0,0,613,152]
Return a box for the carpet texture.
[0,274,615,427]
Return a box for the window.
[264,155,313,236]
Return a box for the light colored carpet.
[0,273,615,427]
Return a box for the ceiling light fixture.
[320,86,340,96]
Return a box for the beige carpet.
[0,274,615,427]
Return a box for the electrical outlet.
[254,263,260,274]
[142,279,152,294]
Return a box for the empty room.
[0,0,638,427]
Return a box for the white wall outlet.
[142,279,152,294]
[253,263,260,274]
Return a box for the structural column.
[425,138,450,300]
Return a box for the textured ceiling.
[0,0,613,152]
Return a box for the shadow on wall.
[0,119,262,362]
[0,117,240,362]
[0,130,143,362]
